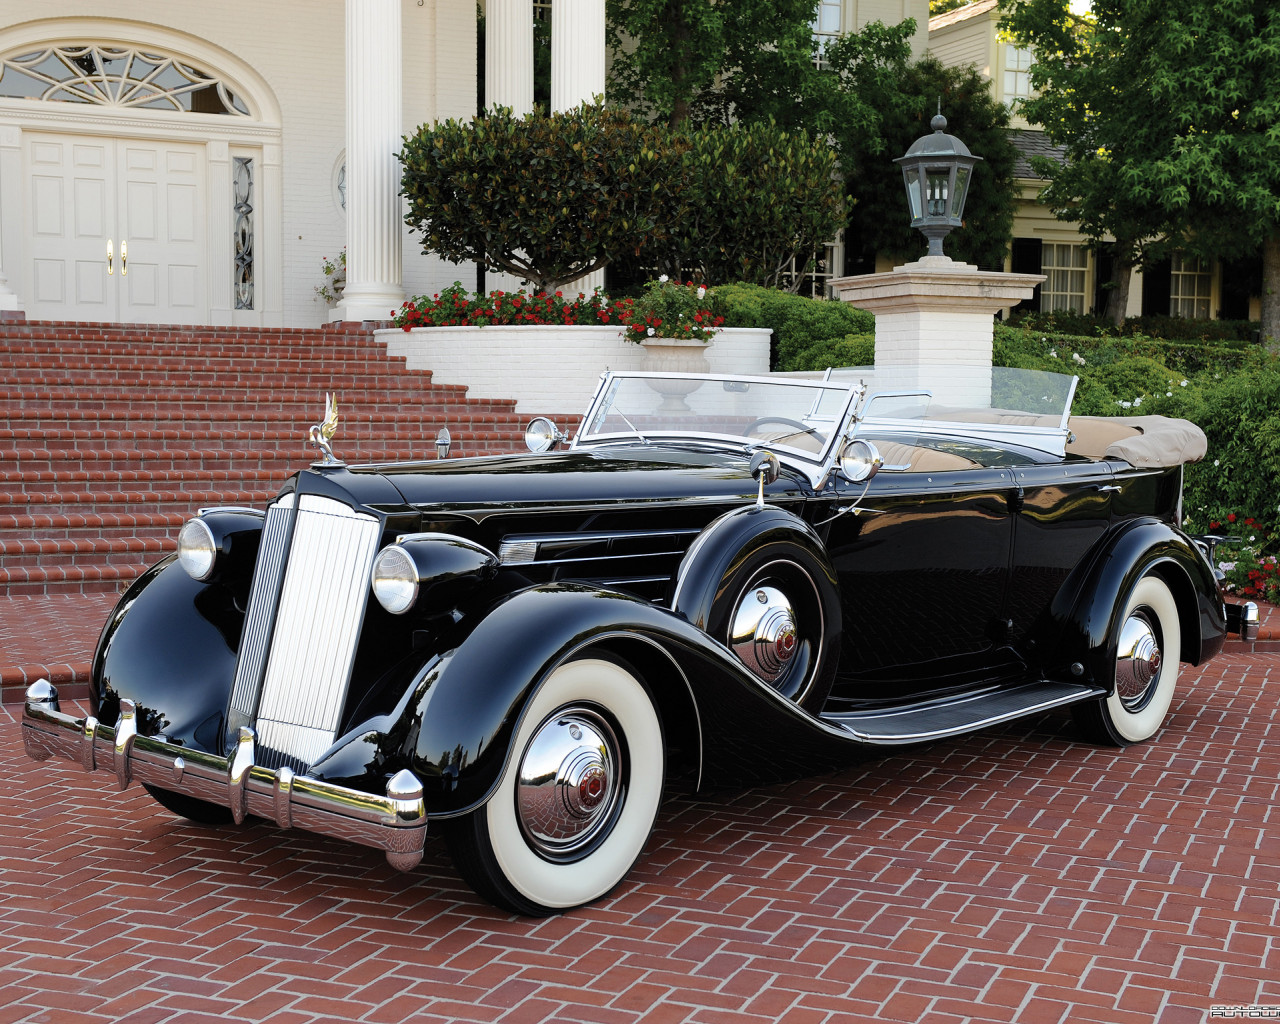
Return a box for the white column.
[551,0,605,113]
[337,0,405,322]
[0,125,24,317]
[552,0,607,295]
[486,0,535,115]
[484,0,535,294]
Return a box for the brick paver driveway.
[3,651,1279,1024]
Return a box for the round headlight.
[371,545,419,614]
[839,439,882,483]
[177,518,217,581]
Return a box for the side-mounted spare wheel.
[444,655,664,916]
[1073,573,1182,745]
[673,506,840,713]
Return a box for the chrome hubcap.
[729,584,799,685]
[1116,612,1162,710]
[516,708,620,858]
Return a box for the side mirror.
[435,427,452,459]
[749,450,780,509]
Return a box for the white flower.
[1250,535,1257,542]
[1119,400,1132,408]
[1072,352,1086,365]
[1181,379,1189,387]
[646,327,655,336]
[658,274,669,283]
[1048,348,1058,358]
[1133,396,1143,407]
[1214,459,1221,467]
[1221,561,1237,573]
[1166,392,1173,397]
[697,286,706,299]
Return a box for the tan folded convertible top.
[1066,415,1207,468]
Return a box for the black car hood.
[325,445,807,514]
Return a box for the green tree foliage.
[1002,0,1280,344]
[834,54,1020,270]
[399,103,678,292]
[649,121,848,289]
[930,0,972,14]
[606,0,822,128]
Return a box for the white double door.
[26,133,207,324]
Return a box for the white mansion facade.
[0,0,925,327]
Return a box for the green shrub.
[654,121,847,290]
[712,283,874,370]
[400,103,679,291]
[786,334,876,372]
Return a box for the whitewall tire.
[445,656,664,915]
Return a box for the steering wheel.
[745,417,825,443]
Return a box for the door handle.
[1096,484,1122,493]
[121,239,127,277]
[107,239,113,275]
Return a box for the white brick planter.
[377,325,772,416]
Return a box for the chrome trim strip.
[21,695,427,871]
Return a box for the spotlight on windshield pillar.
[894,111,982,259]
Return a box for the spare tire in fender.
[671,505,840,712]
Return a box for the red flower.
[1228,513,1237,522]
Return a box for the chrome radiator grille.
[228,492,382,771]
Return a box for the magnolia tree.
[400,103,845,293]
[400,104,678,292]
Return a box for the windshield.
[827,366,1079,457]
[576,373,861,463]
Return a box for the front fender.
[91,556,243,750]
[402,582,872,817]
[1044,518,1225,688]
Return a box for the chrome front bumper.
[20,680,428,872]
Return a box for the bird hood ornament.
[309,393,344,467]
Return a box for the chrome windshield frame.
[571,371,865,489]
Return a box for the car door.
[1004,460,1116,645]
[819,458,1016,701]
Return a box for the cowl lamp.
[894,112,982,259]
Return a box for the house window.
[1040,243,1088,313]
[782,231,844,299]
[812,0,841,68]
[233,157,254,310]
[0,43,250,115]
[1003,45,1033,108]
[1169,253,1211,319]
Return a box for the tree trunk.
[1263,231,1280,352]
[1103,255,1134,327]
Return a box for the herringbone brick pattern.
[3,651,1278,1023]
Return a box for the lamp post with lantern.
[894,111,982,260]
[827,110,1043,406]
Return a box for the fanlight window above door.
[0,44,250,115]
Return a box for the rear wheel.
[444,656,664,916]
[1073,574,1181,745]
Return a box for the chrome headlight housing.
[370,534,500,615]
[175,507,266,583]
[177,518,217,581]
[371,545,419,614]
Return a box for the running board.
[820,681,1106,746]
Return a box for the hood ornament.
[309,393,344,467]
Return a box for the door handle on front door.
[121,239,127,277]
[107,239,114,275]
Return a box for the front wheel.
[1073,574,1181,745]
[444,656,664,916]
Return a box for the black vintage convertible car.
[22,366,1256,915]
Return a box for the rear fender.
[1044,518,1225,689]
